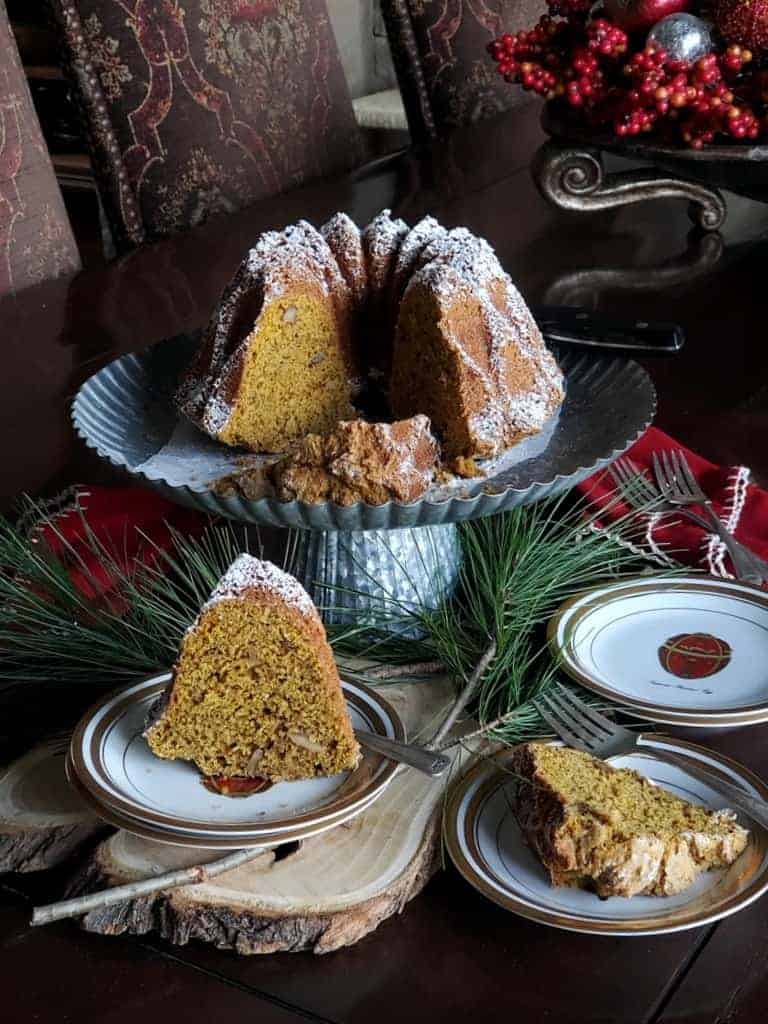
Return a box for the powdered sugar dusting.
[205,553,318,619]
[321,212,368,309]
[403,226,564,457]
[363,209,408,295]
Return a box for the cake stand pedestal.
[285,524,462,634]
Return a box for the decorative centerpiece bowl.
[72,334,655,632]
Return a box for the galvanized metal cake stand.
[72,333,656,634]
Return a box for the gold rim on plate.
[65,754,380,849]
[444,737,768,935]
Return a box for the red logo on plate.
[658,633,731,679]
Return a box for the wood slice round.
[69,677,472,954]
[0,736,104,873]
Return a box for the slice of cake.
[511,742,748,898]
[271,415,439,506]
[144,555,361,782]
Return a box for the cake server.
[534,305,684,355]
[354,729,451,777]
[535,684,768,830]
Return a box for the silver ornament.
[647,13,715,63]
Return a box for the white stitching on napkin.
[703,466,750,578]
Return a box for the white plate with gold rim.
[548,576,768,727]
[69,673,403,838]
[65,754,382,850]
[444,738,768,936]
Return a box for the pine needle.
[0,485,677,751]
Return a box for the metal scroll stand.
[530,111,768,231]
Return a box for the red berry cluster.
[487,17,626,105]
[488,14,767,149]
[616,45,759,146]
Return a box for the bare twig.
[435,705,522,751]
[427,641,497,749]
[362,660,445,680]
[31,847,263,927]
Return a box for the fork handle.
[696,503,763,585]
[354,729,451,777]
[678,508,768,581]
[639,741,768,830]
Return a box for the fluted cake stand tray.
[72,333,655,630]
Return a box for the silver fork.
[652,450,762,586]
[610,457,768,582]
[534,684,768,829]
[354,729,450,777]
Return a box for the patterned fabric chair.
[380,0,547,142]
[50,1,362,252]
[0,1,80,297]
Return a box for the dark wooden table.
[3,102,768,1024]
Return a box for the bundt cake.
[144,554,361,782]
[271,415,439,506]
[391,228,564,463]
[511,743,748,899]
[176,223,358,452]
[179,209,565,489]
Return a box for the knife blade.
[533,305,684,356]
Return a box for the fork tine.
[534,696,592,753]
[676,450,703,498]
[612,459,654,506]
[652,451,670,496]
[554,684,617,738]
[671,450,695,499]
[545,688,605,744]
[610,460,636,491]
[662,449,678,493]
[622,465,657,504]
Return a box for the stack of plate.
[67,674,404,849]
[548,575,768,727]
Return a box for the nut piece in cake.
[144,555,360,783]
[271,415,439,506]
[510,742,748,898]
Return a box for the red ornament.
[603,0,692,32]
[715,0,768,53]
[658,633,732,679]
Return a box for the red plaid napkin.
[33,487,206,601]
[577,426,765,578]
